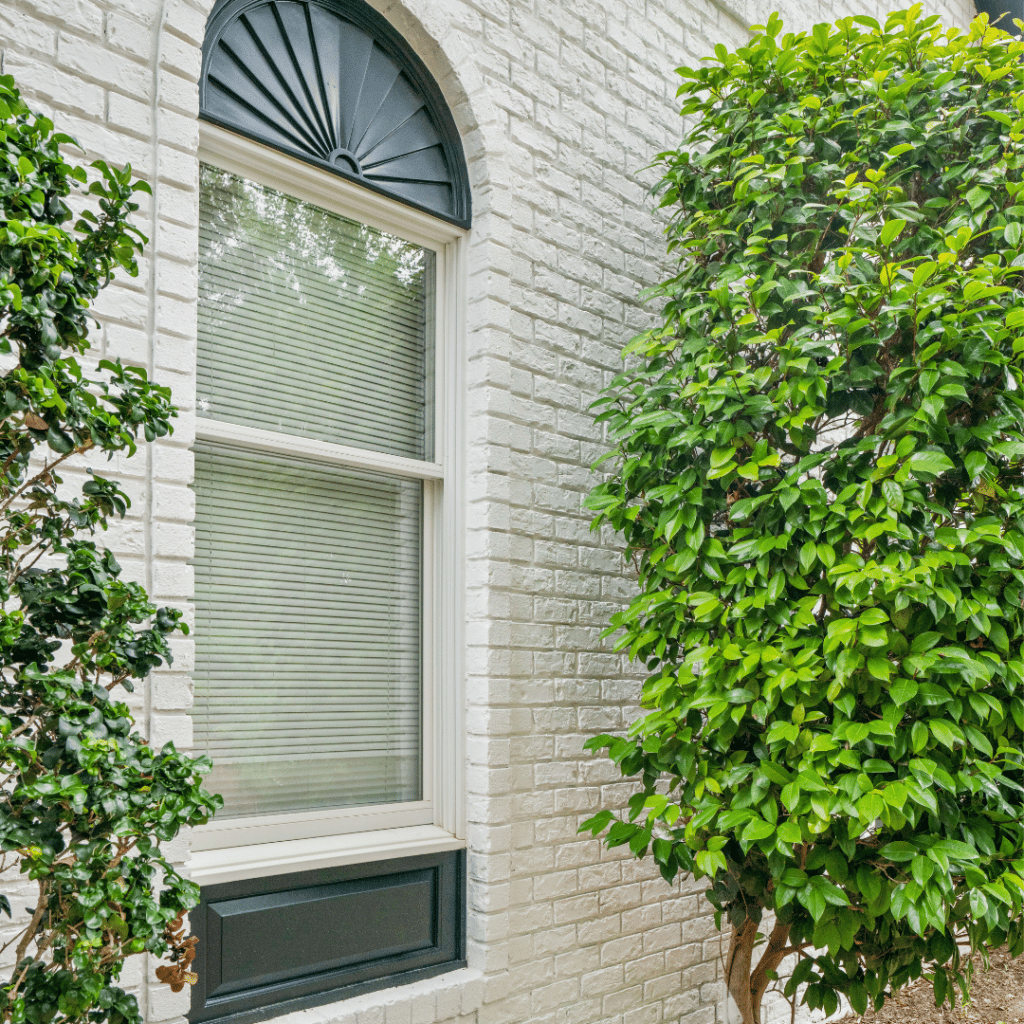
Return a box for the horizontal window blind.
[191,441,423,818]
[197,164,434,461]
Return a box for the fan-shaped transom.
[202,0,471,227]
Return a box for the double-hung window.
[193,151,443,844]
[187,126,466,1022]
[189,3,470,1013]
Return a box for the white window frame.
[188,123,466,886]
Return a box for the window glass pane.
[198,164,435,462]
[191,442,423,818]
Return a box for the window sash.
[197,164,437,462]
[193,442,425,817]
[191,428,441,850]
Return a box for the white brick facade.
[0,0,978,1022]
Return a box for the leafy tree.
[581,9,1024,1024]
[0,75,220,1024]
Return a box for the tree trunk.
[726,917,758,1024]
[725,916,793,1024]
[751,918,793,1016]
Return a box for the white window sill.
[263,968,484,1024]
[190,801,435,852]
[187,825,465,886]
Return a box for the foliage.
[0,75,220,1024]
[582,9,1024,1024]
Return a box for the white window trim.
[188,124,467,881]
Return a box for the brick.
[106,13,151,59]
[2,52,104,118]
[107,90,151,137]
[0,9,57,57]
[57,33,151,97]
[16,0,102,37]
[159,30,202,81]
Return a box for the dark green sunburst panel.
[201,0,472,227]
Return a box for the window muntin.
[192,162,441,835]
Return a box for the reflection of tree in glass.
[199,165,425,308]
[196,165,431,458]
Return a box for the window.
[192,161,438,843]
[189,1,470,1017]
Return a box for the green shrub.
[0,75,220,1024]
[582,9,1024,1024]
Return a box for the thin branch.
[0,443,93,514]
[13,883,49,966]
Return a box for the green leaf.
[890,678,918,706]
[777,820,802,844]
[907,450,955,476]
[579,810,614,835]
[711,446,736,469]
[930,720,958,749]
[799,539,817,574]
[911,632,942,654]
[879,219,907,245]
[857,866,882,903]
[912,261,937,287]
[859,608,889,626]
[988,622,1010,655]
[825,849,849,883]
[800,886,827,922]
[881,479,904,511]
[964,450,987,481]
[46,425,74,454]
[629,827,650,855]
[867,656,891,680]
[931,839,980,861]
[695,849,727,876]
[816,544,836,569]
[828,618,857,643]
[742,818,776,843]
[880,841,918,862]
[761,761,792,785]
[812,877,850,907]
[726,687,756,703]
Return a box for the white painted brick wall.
[0,0,978,1023]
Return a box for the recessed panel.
[189,851,465,1024]
[211,870,435,994]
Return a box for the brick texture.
[0,0,978,1022]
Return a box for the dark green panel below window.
[188,851,466,1024]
